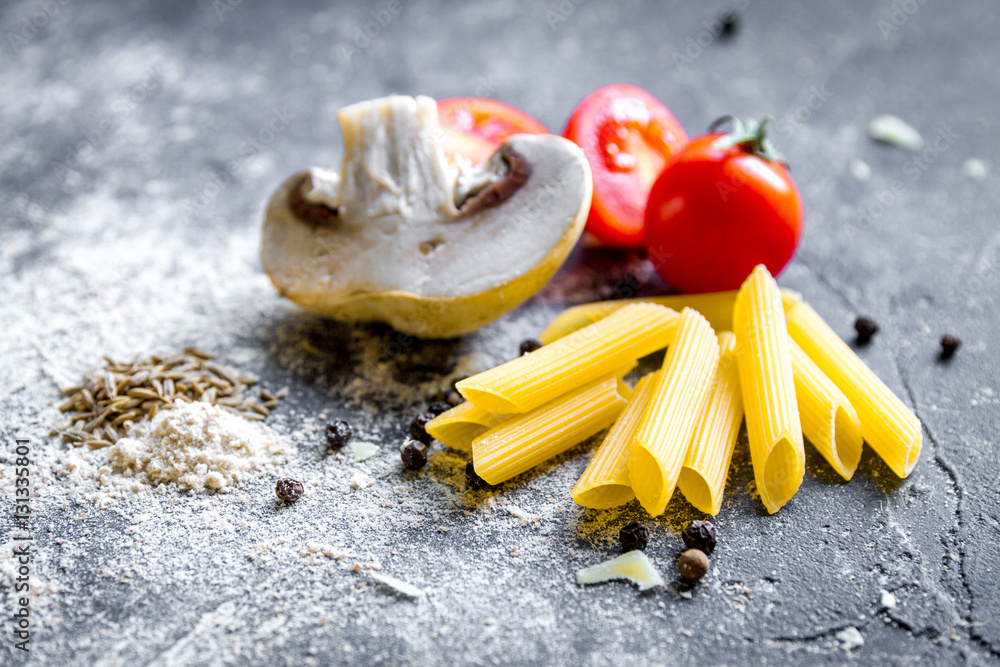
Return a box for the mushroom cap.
[262,98,591,338]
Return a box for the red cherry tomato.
[437,97,549,164]
[562,84,688,248]
[644,119,803,293]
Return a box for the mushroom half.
[261,95,591,338]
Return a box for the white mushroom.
[262,95,591,338]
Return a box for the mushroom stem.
[334,95,458,223]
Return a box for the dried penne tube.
[788,337,863,480]
[627,308,720,516]
[572,371,661,509]
[539,288,802,344]
[425,401,508,452]
[677,332,743,516]
[472,376,631,485]
[457,303,676,414]
[786,301,921,478]
[733,265,804,514]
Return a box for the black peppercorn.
[854,317,879,345]
[427,401,451,417]
[718,9,739,38]
[409,412,435,445]
[275,478,304,504]
[325,419,352,450]
[465,461,491,491]
[677,549,710,582]
[429,389,464,406]
[940,334,961,360]
[681,520,717,555]
[519,338,543,356]
[619,522,649,552]
[400,438,428,470]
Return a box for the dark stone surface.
[2,0,999,665]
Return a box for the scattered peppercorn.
[677,549,710,582]
[681,520,717,555]
[409,411,435,445]
[619,522,649,552]
[940,334,961,360]
[718,9,739,38]
[519,338,543,356]
[465,461,491,491]
[275,478,304,504]
[400,438,428,470]
[430,389,464,406]
[854,317,879,345]
[427,401,452,417]
[324,419,352,450]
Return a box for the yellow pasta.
[539,289,802,344]
[472,376,631,485]
[733,265,804,514]
[457,303,676,414]
[627,308,720,517]
[572,371,660,509]
[786,301,921,478]
[789,337,863,480]
[425,401,508,452]
[677,332,743,516]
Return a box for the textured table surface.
[2,0,999,665]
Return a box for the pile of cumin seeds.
[53,348,288,449]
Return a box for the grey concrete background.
[2,0,999,665]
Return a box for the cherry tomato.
[644,118,803,293]
[562,84,688,248]
[437,97,549,164]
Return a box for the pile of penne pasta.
[426,265,922,515]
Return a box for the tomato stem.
[712,116,788,167]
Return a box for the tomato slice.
[562,84,688,248]
[437,97,549,165]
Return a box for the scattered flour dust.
[69,400,288,506]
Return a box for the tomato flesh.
[437,97,549,164]
[563,84,688,248]
[644,133,804,293]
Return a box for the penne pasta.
[627,308,720,517]
[572,371,660,509]
[733,265,804,514]
[786,301,921,478]
[425,400,508,452]
[677,331,743,516]
[538,288,802,344]
[457,303,676,414]
[472,376,631,485]
[789,337,863,480]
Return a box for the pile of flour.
[99,399,288,494]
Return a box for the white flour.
[103,399,287,494]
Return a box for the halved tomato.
[437,97,549,164]
[562,84,688,248]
